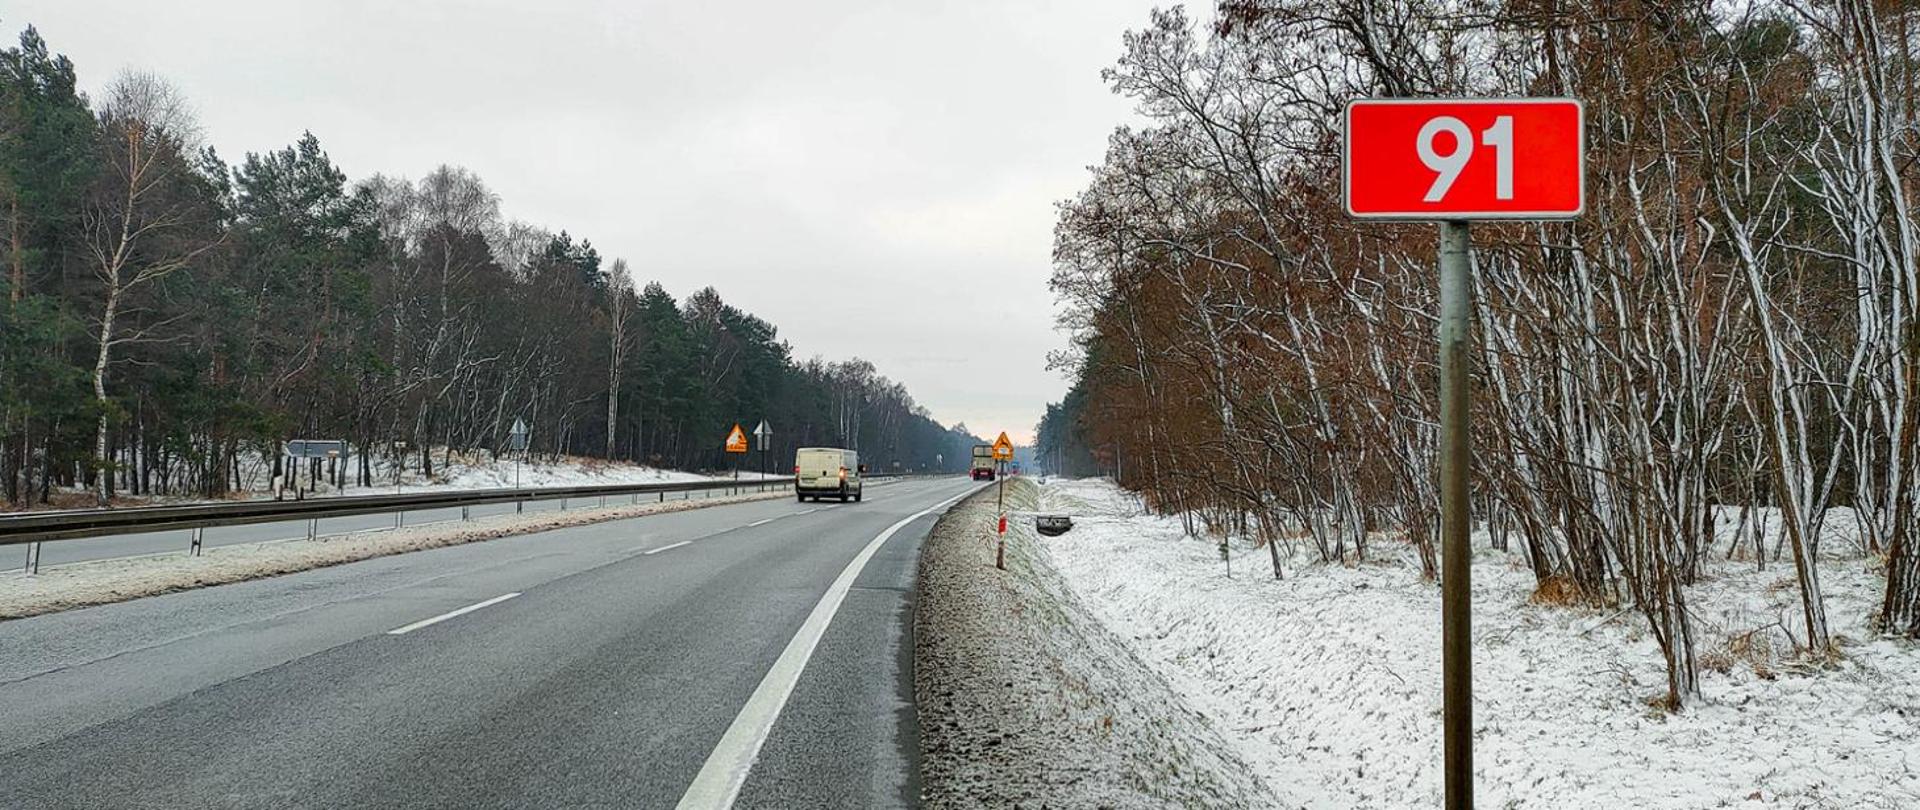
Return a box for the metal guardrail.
[0,475,835,546]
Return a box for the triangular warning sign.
[992,432,1014,460]
[725,424,749,453]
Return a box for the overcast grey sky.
[9,0,1179,444]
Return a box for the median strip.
[387,592,521,635]
[0,488,796,621]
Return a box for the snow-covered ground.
[917,479,1274,807]
[13,450,770,511]
[1037,478,1920,809]
[252,449,790,495]
[364,452,716,492]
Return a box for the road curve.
[0,476,980,809]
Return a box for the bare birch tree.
[82,71,217,505]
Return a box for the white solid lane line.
[746,517,776,527]
[674,485,975,810]
[644,540,693,555]
[386,592,522,636]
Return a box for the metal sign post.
[991,432,1015,570]
[509,418,529,512]
[753,420,772,491]
[1345,97,1584,810]
[1437,219,1473,810]
[724,424,749,496]
[285,440,348,501]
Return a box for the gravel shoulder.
[914,478,1275,808]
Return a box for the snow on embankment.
[914,479,1275,808]
[1039,478,1920,809]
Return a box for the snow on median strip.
[0,488,794,621]
[387,592,521,635]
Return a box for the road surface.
[0,476,979,808]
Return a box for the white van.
[794,447,864,502]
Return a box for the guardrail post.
[0,480,796,551]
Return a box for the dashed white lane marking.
[644,540,693,555]
[674,485,975,809]
[746,517,776,528]
[387,592,521,635]
[793,509,816,516]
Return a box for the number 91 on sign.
[1344,98,1583,221]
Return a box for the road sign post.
[509,418,530,508]
[991,432,1015,570]
[753,420,772,493]
[725,424,749,496]
[284,440,348,501]
[1346,97,1583,810]
[1438,218,1473,810]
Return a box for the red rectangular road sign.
[1345,98,1583,220]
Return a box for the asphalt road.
[0,475,980,809]
[8,478,791,571]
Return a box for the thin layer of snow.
[404,455,713,491]
[1038,478,1920,809]
[18,449,770,510]
[917,479,1275,807]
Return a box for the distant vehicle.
[795,447,864,502]
[971,444,995,481]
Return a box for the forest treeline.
[0,24,983,507]
[1040,0,1920,707]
